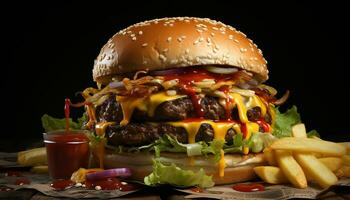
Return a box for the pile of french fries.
[17,147,48,174]
[254,123,350,189]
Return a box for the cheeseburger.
[80,17,291,187]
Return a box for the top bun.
[93,17,268,84]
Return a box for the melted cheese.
[229,93,248,123]
[116,92,185,126]
[246,96,267,116]
[95,122,116,136]
[218,149,225,177]
[85,104,97,129]
[168,120,236,177]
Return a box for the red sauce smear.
[5,171,22,177]
[15,178,31,186]
[85,178,138,191]
[190,186,204,193]
[232,183,265,192]
[241,123,248,139]
[0,186,13,192]
[50,179,74,190]
[220,86,234,120]
[162,68,250,118]
[64,98,71,132]
[255,118,270,132]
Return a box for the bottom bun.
[103,151,266,185]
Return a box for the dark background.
[4,1,349,151]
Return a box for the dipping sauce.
[15,178,31,185]
[232,183,265,192]
[50,179,75,190]
[43,130,90,179]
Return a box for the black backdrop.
[4,1,350,151]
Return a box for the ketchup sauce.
[50,179,75,190]
[15,178,31,186]
[85,178,138,191]
[43,98,90,179]
[232,183,265,192]
[162,68,239,118]
[255,118,270,132]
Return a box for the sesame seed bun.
[103,151,266,185]
[93,17,268,84]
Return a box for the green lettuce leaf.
[144,160,214,188]
[41,113,87,132]
[272,106,301,138]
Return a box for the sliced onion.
[109,81,125,89]
[258,84,277,96]
[86,168,132,180]
[185,143,202,156]
[151,68,185,76]
[204,66,238,74]
[274,90,290,105]
[230,87,255,97]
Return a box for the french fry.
[294,153,338,188]
[318,157,343,172]
[263,147,277,166]
[270,137,346,157]
[275,150,307,188]
[31,165,48,174]
[18,147,47,166]
[292,123,307,138]
[339,142,350,154]
[254,166,288,184]
[335,166,350,178]
[342,155,350,166]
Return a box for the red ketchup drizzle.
[5,171,22,177]
[162,68,237,118]
[220,86,234,120]
[255,118,270,132]
[50,179,75,190]
[232,183,265,192]
[241,123,248,139]
[15,178,31,186]
[64,98,71,132]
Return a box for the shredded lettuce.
[41,113,87,132]
[272,106,301,138]
[144,159,214,188]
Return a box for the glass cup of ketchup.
[43,130,90,179]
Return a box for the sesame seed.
[177,37,183,42]
[142,43,148,47]
[199,37,204,42]
[240,48,247,53]
[169,24,174,27]
[197,29,203,33]
[207,37,211,43]
[181,35,186,39]
[234,39,240,43]
[229,35,234,40]
[132,37,137,41]
[212,27,219,30]
[185,49,189,54]
[138,31,143,35]
[130,34,136,37]
[193,40,199,45]
[95,186,102,190]
[221,31,226,34]
[185,19,190,23]
[163,48,169,52]
[127,31,132,34]
[210,32,215,37]
[159,54,167,62]
[111,49,115,53]
[167,37,172,42]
